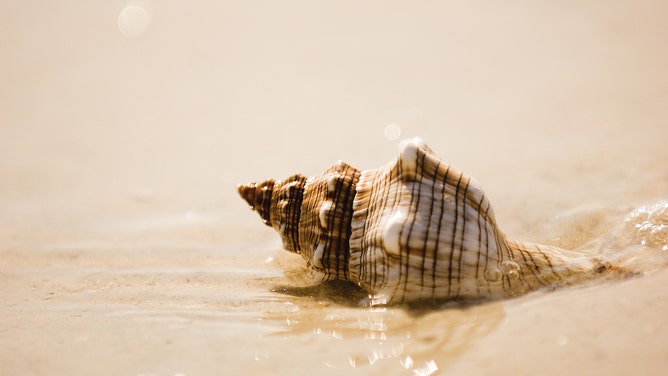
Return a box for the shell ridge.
[422,158,441,296]
[350,168,379,287]
[430,163,451,299]
[446,172,464,297]
[320,165,360,280]
[376,164,396,293]
[455,176,471,297]
[393,151,423,302]
[267,175,307,253]
[412,149,429,298]
[334,164,359,280]
[474,191,486,296]
[321,174,340,275]
[372,160,402,295]
[332,169,348,279]
[408,147,430,299]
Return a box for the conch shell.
[238,138,612,304]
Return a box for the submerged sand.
[2,1,667,375]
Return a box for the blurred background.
[2,1,667,375]
[3,0,666,236]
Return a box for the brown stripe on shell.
[296,161,361,281]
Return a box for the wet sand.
[2,1,668,375]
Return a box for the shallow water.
[2,1,668,375]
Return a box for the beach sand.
[2,1,667,375]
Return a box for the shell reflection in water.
[258,300,503,373]
[238,137,620,304]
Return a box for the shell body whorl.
[238,138,610,303]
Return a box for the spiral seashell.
[238,137,614,304]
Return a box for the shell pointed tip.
[237,179,275,226]
[236,182,256,205]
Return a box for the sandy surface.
[2,1,668,375]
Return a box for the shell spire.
[238,180,275,225]
[238,137,616,304]
[238,174,307,252]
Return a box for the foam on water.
[600,200,668,270]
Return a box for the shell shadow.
[271,280,494,316]
[271,280,368,307]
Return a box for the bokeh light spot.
[384,123,401,141]
[118,2,152,38]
